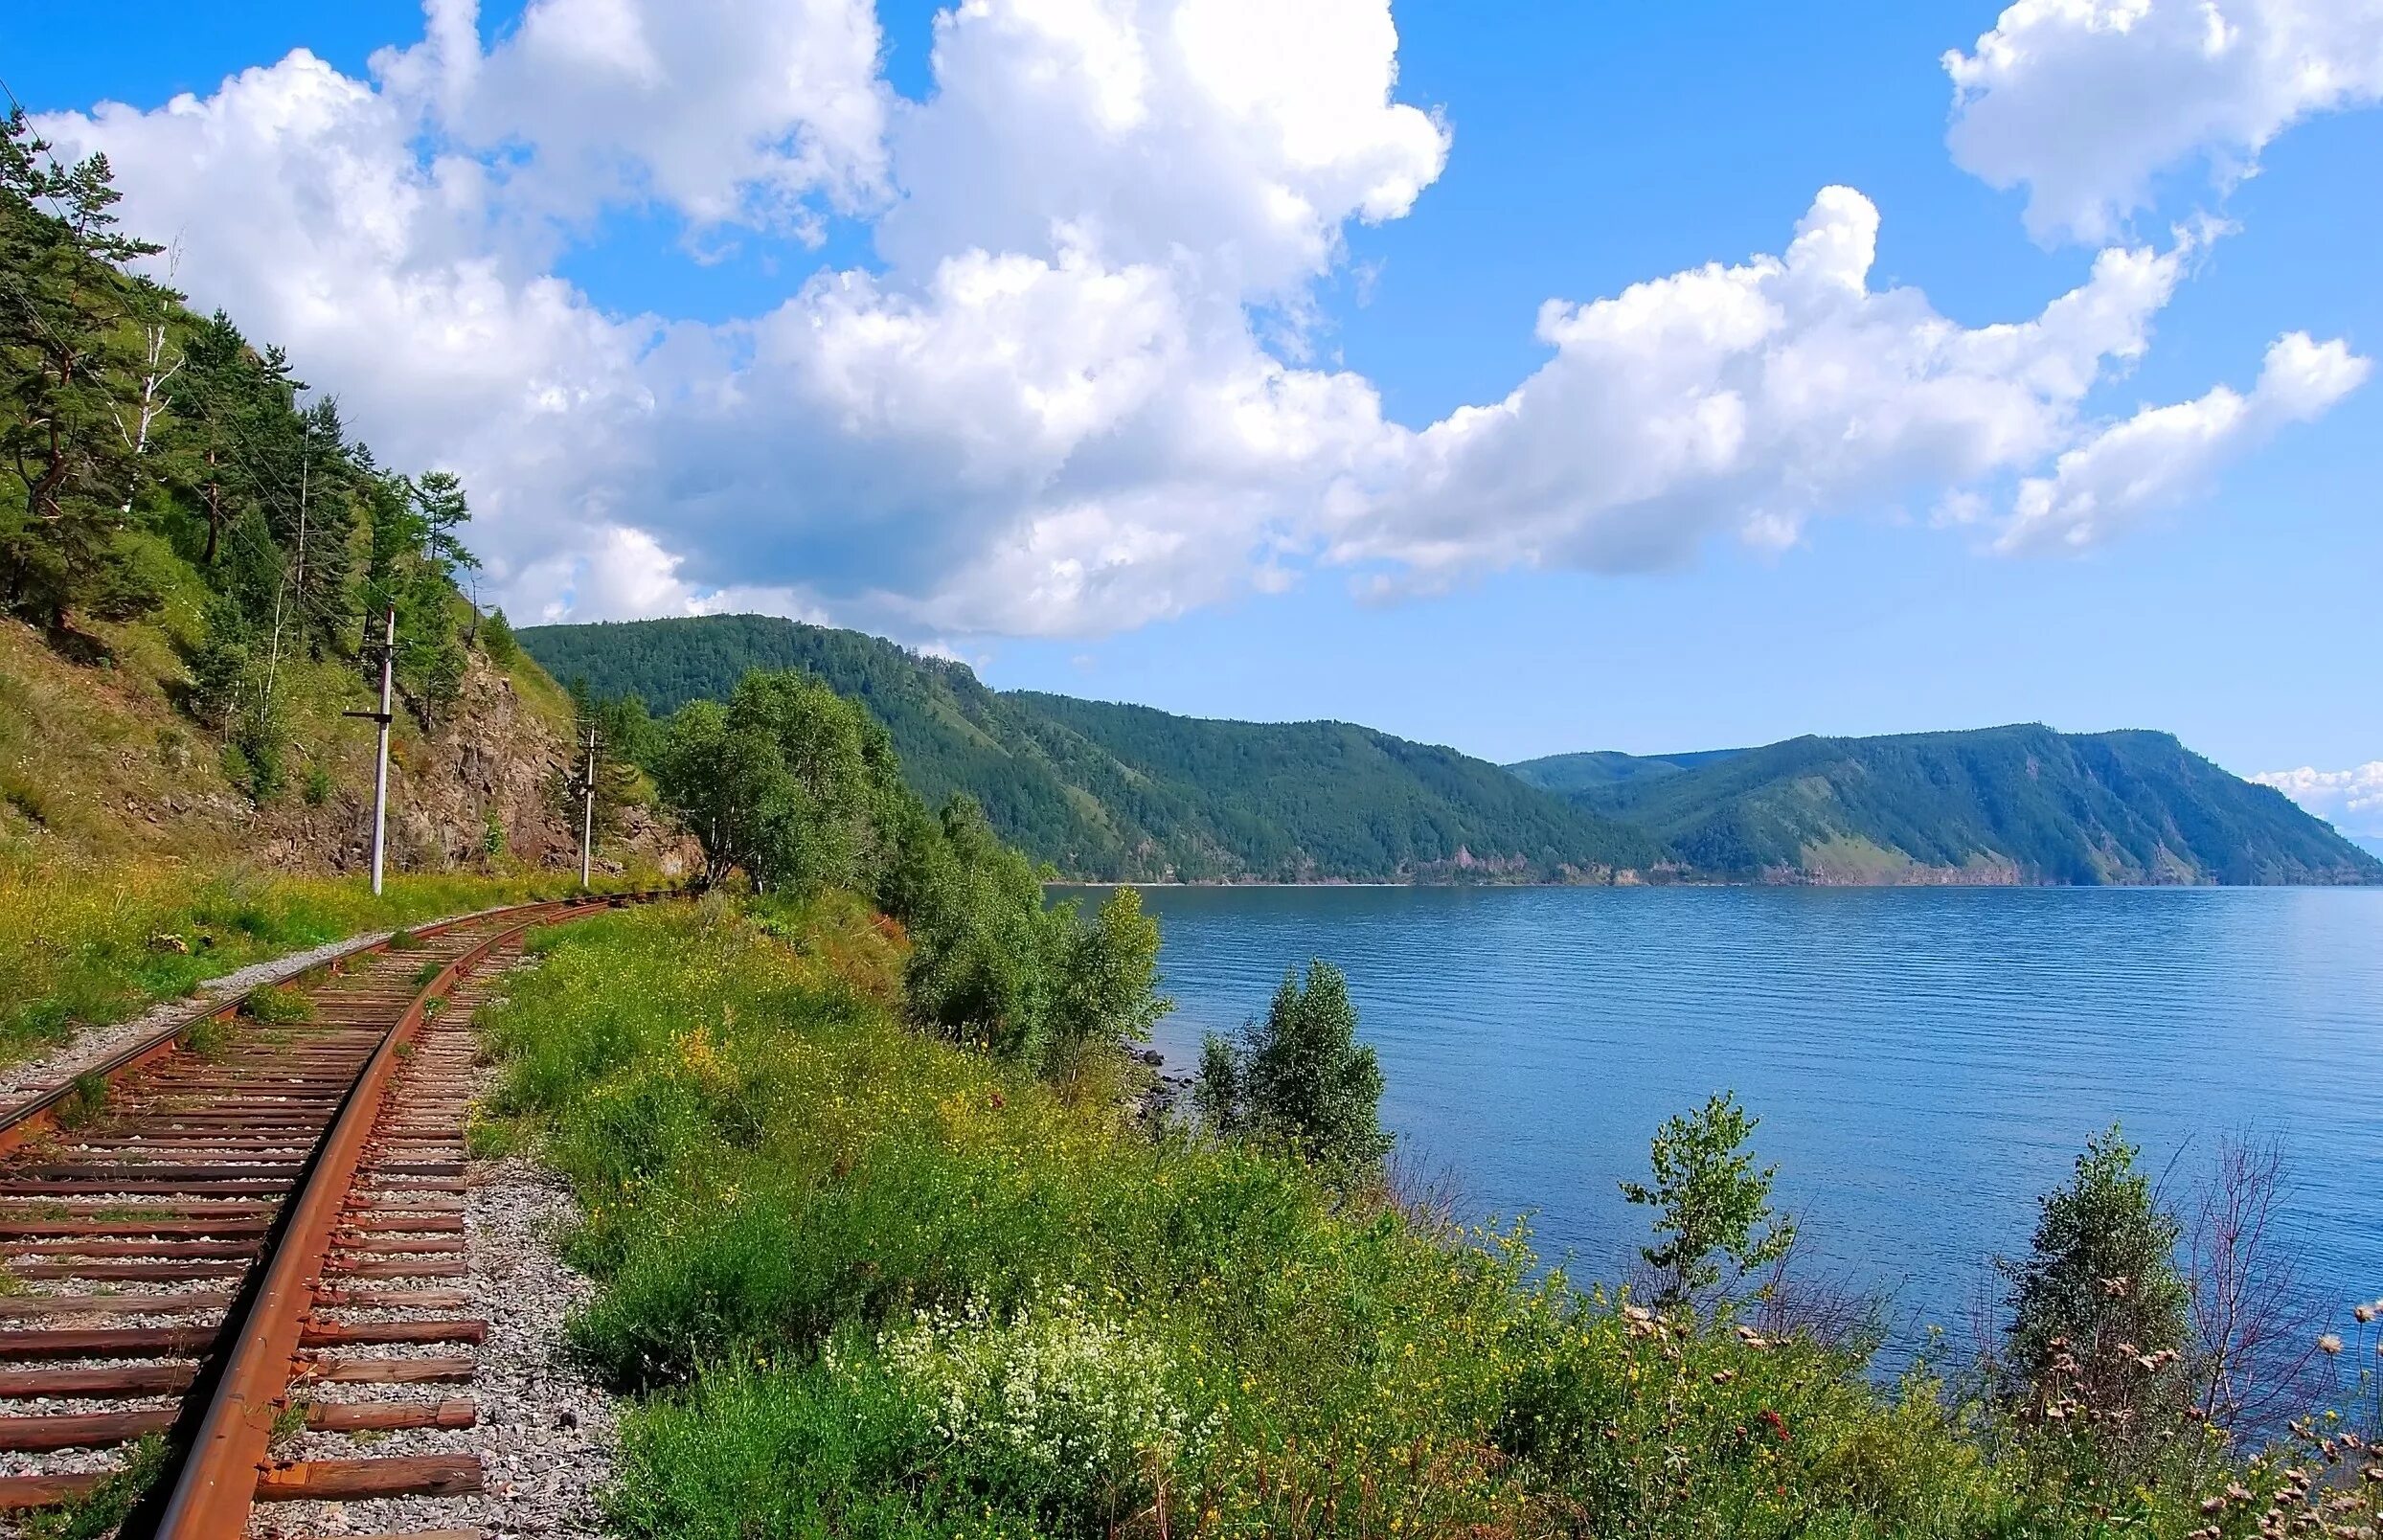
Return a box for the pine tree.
[0,110,166,627]
[161,311,249,567]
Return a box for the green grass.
[0,861,632,1066]
[52,1071,108,1131]
[17,1435,170,1540]
[475,900,2342,1540]
[240,984,315,1024]
[178,1015,233,1062]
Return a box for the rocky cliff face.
[255,653,699,880]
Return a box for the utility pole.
[579,726,600,890]
[345,605,397,896]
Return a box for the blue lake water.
[1076,885,2383,1352]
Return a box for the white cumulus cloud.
[1336,187,2201,584]
[2251,761,2383,837]
[1947,0,2383,243]
[1998,330,2370,552]
[379,0,893,235]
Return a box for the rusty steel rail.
[150,898,623,1537]
[0,891,645,1158]
[0,887,670,1533]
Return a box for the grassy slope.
[0,598,637,1065]
[1,594,584,870]
[519,614,1657,882]
[474,898,2316,1539]
[1518,727,2382,885]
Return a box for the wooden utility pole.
[579,726,600,890]
[344,606,397,896]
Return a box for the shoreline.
[1045,877,2383,891]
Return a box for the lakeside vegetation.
[481,896,2381,1539]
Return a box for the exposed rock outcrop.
[259,654,699,880]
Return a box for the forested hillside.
[519,614,1663,882]
[532,614,2375,887]
[1501,746,1745,796]
[1512,727,2382,885]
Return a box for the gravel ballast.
[254,967,622,1538]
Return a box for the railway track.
[0,892,656,1538]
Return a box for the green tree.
[1200,961,1391,1178]
[649,668,1171,1083]
[158,310,251,567]
[357,469,473,721]
[896,793,1063,1061]
[1192,1031,1244,1134]
[479,606,518,666]
[1999,1124,2190,1435]
[275,396,360,654]
[1620,1091,1795,1311]
[652,669,899,895]
[563,683,657,842]
[407,468,477,580]
[0,111,165,627]
[1041,886,1169,1086]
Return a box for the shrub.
[1198,959,1391,1180]
[1620,1089,1796,1311]
[878,1287,1205,1529]
[1997,1124,2191,1459]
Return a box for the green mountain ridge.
[1510,729,2382,886]
[519,615,2378,887]
[517,615,1661,882]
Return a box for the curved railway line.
[0,892,661,1538]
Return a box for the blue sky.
[11,1,2379,815]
